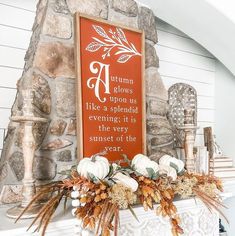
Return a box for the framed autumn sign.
[75,13,146,162]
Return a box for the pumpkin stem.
[91,150,108,162]
[91,155,96,162]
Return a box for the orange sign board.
[75,13,146,162]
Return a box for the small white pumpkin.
[77,155,110,180]
[131,154,159,177]
[159,164,177,181]
[159,155,185,173]
[112,172,138,192]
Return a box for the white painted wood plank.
[156,45,215,71]
[162,76,214,97]
[157,30,213,58]
[0,4,35,30]
[0,128,4,149]
[0,0,38,12]
[0,108,11,128]
[195,134,204,146]
[0,67,22,88]
[0,46,25,68]
[197,109,214,122]
[0,87,17,108]
[0,25,32,49]
[197,96,214,109]
[156,17,190,38]
[158,61,215,85]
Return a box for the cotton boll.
[71,208,77,216]
[71,190,79,199]
[72,199,81,207]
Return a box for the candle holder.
[6,89,48,219]
[177,109,199,172]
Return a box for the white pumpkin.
[131,154,159,177]
[159,155,185,173]
[112,172,138,192]
[77,155,110,180]
[159,164,177,181]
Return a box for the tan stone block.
[149,99,168,116]
[50,119,67,136]
[66,0,108,18]
[145,42,159,68]
[52,0,70,14]
[147,118,173,136]
[108,9,138,28]
[41,138,73,150]
[33,156,57,180]
[66,118,76,135]
[0,185,23,204]
[111,0,138,17]
[34,42,75,78]
[42,11,72,38]
[138,6,158,43]
[56,80,76,117]
[32,72,51,114]
[57,150,72,162]
[145,67,168,100]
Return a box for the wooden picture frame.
[75,13,146,162]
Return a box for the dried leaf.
[94,206,102,218]
[83,216,90,228]
[80,197,87,203]
[95,195,101,202]
[101,193,108,199]
[164,190,172,200]
[89,217,96,230]
[156,206,162,216]
[146,197,153,209]
[102,227,110,236]
[100,184,107,191]
[143,201,148,211]
[96,189,101,195]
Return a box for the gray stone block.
[66,0,108,19]
[111,0,138,17]
[138,6,158,43]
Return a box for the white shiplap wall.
[0,1,216,156]
[155,18,215,146]
[0,1,37,156]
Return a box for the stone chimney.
[0,0,174,204]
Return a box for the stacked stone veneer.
[0,0,174,204]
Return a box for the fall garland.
[16,153,226,236]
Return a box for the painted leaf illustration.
[116,28,127,42]
[86,42,103,52]
[131,43,138,52]
[93,25,108,38]
[87,25,141,63]
[117,54,132,63]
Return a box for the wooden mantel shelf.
[0,179,235,236]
